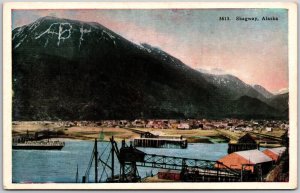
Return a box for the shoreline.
[12,122,285,146]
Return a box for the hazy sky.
[12,9,288,93]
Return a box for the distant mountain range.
[12,16,288,120]
[252,85,274,99]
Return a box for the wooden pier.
[133,137,188,149]
[129,131,188,149]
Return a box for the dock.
[133,137,188,149]
[130,130,188,149]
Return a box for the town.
[14,118,289,131]
[12,118,288,147]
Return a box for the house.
[266,127,273,132]
[132,119,145,128]
[262,147,287,162]
[216,149,273,174]
[145,120,154,128]
[177,123,190,130]
[244,127,253,132]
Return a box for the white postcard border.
[2,2,298,190]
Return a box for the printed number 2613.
[219,17,230,21]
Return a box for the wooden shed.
[228,133,258,153]
[158,169,181,181]
[140,131,162,138]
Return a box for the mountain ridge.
[12,16,288,120]
[252,84,274,98]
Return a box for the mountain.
[269,93,289,112]
[274,88,289,95]
[201,73,272,102]
[199,71,288,111]
[227,96,284,119]
[252,84,274,98]
[12,16,287,120]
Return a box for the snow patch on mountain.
[29,20,41,31]
[14,35,27,49]
[35,22,73,46]
[139,43,152,53]
[44,38,49,48]
[197,68,229,75]
[102,30,117,45]
[13,26,25,40]
[79,26,91,49]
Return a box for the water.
[12,140,229,183]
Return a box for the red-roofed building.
[263,147,286,162]
[216,149,273,173]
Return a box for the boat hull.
[12,145,64,150]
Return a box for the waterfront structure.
[227,133,259,153]
[133,137,188,149]
[134,131,188,148]
[12,129,65,150]
[217,149,273,174]
[12,140,65,150]
[83,137,241,183]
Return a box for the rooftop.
[266,147,286,155]
[235,149,272,164]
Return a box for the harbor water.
[12,140,229,183]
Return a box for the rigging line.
[85,146,95,177]
[99,152,111,182]
[98,142,110,160]
[102,151,111,178]
[85,153,94,180]
[86,149,94,174]
[99,160,109,182]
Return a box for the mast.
[75,164,79,183]
[111,136,114,181]
[94,138,98,182]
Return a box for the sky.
[12,9,288,93]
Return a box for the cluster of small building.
[157,147,287,181]
[216,147,287,174]
[226,119,289,133]
[156,131,288,181]
[16,119,289,131]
